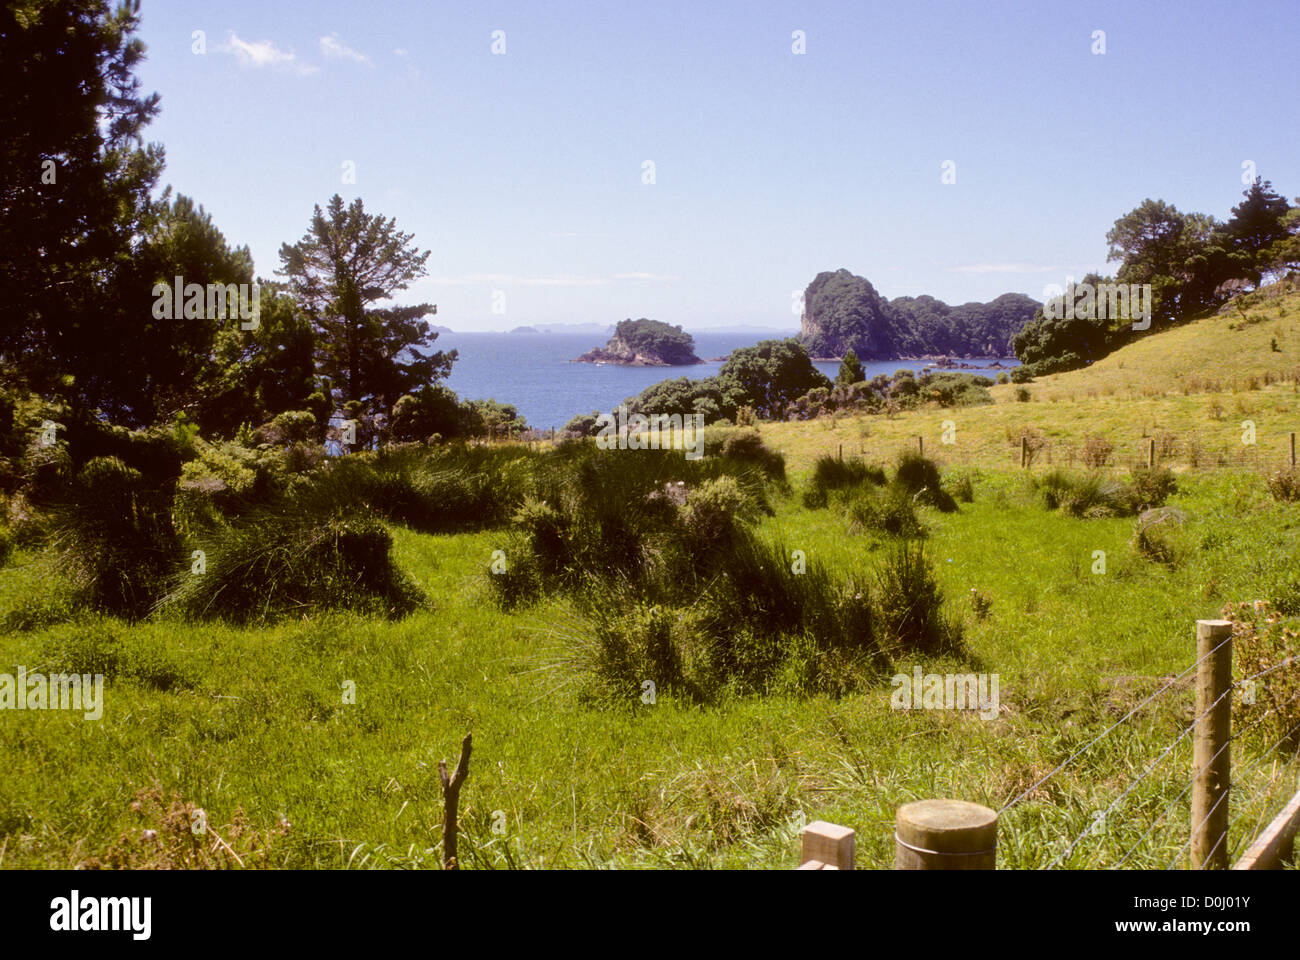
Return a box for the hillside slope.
[764,280,1300,473]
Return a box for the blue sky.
[134,0,1300,332]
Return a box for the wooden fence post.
[799,821,855,870]
[917,436,924,456]
[1148,437,1156,469]
[896,799,997,869]
[439,732,473,870]
[1191,620,1233,870]
[838,443,843,462]
[1020,436,1028,468]
[1290,431,1296,469]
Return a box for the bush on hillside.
[160,506,423,624]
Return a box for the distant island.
[431,324,454,335]
[799,268,1040,359]
[574,318,703,366]
[510,326,540,334]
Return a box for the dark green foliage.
[915,372,994,407]
[562,411,602,438]
[50,457,180,619]
[278,194,453,417]
[799,269,1038,359]
[0,0,165,412]
[843,484,925,539]
[1015,181,1296,374]
[875,541,962,657]
[622,339,829,423]
[834,348,865,387]
[802,455,886,508]
[161,505,422,624]
[893,452,957,512]
[611,319,700,365]
[718,429,786,482]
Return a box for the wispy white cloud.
[394,48,409,57]
[319,33,373,67]
[218,32,318,75]
[948,262,1058,274]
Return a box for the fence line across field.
[799,619,1300,869]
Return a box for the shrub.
[893,452,957,512]
[160,506,423,624]
[1010,366,1034,383]
[1035,469,1128,518]
[1126,466,1177,512]
[843,484,925,539]
[802,455,886,508]
[1266,469,1300,502]
[50,457,180,619]
[720,428,786,482]
[1014,386,1031,402]
[875,542,963,657]
[1082,435,1114,468]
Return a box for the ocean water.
[435,330,1019,432]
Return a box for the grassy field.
[3,289,1300,870]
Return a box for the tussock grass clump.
[945,469,977,503]
[802,454,886,508]
[161,506,423,624]
[893,451,957,512]
[49,457,180,619]
[874,541,963,657]
[576,538,878,702]
[842,484,925,539]
[1035,469,1128,518]
[717,428,787,483]
[1035,466,1177,519]
[318,444,535,533]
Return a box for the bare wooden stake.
[917,435,924,456]
[1291,431,1296,469]
[1020,435,1028,468]
[439,732,473,870]
[1191,620,1233,870]
[1147,436,1156,469]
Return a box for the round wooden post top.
[896,799,998,861]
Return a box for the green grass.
[1,466,1297,869]
[3,284,1300,869]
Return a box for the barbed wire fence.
[988,622,1300,870]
